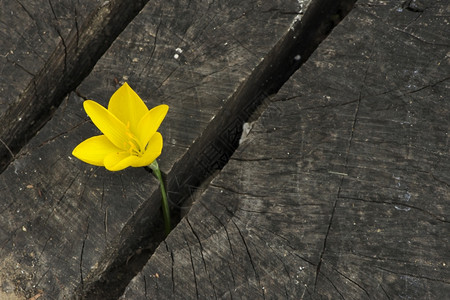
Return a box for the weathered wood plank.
[0,93,158,299]
[121,0,450,298]
[75,0,308,172]
[1,1,154,298]
[75,1,358,298]
[0,0,97,114]
[1,0,333,298]
[0,0,149,173]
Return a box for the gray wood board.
[0,0,315,299]
[0,0,99,114]
[122,0,450,299]
[0,0,150,172]
[76,0,359,297]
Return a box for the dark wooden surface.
[76,0,361,297]
[0,0,95,113]
[121,0,450,299]
[0,0,334,298]
[0,0,150,172]
[1,0,448,299]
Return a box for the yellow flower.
[72,82,168,171]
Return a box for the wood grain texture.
[1,0,319,298]
[75,0,305,173]
[76,0,327,298]
[0,0,149,173]
[0,93,159,298]
[0,0,100,114]
[121,0,450,298]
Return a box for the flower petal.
[108,82,148,133]
[133,132,163,167]
[136,104,169,146]
[72,135,120,166]
[84,100,129,150]
[103,132,163,171]
[104,151,136,171]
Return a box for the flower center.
[124,123,144,156]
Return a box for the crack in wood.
[138,20,160,79]
[314,197,337,291]
[6,57,36,76]
[1,22,47,62]
[375,266,450,284]
[48,0,68,74]
[380,283,392,300]
[185,217,219,298]
[320,270,345,299]
[169,245,175,293]
[14,0,48,44]
[227,262,237,290]
[393,26,448,47]
[74,5,80,48]
[231,219,262,294]
[431,173,450,188]
[38,236,52,262]
[34,268,50,292]
[0,138,15,160]
[261,236,294,280]
[313,56,370,289]
[79,222,90,289]
[198,199,236,258]
[0,0,151,174]
[184,233,200,299]
[42,172,80,226]
[334,267,370,298]
[405,76,450,95]
[0,0,359,298]
[34,120,88,150]
[349,248,446,269]
[338,195,449,223]
[314,59,371,291]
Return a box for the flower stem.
[149,160,171,235]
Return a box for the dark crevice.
[74,0,357,299]
[0,0,150,174]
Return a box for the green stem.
[149,160,171,235]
